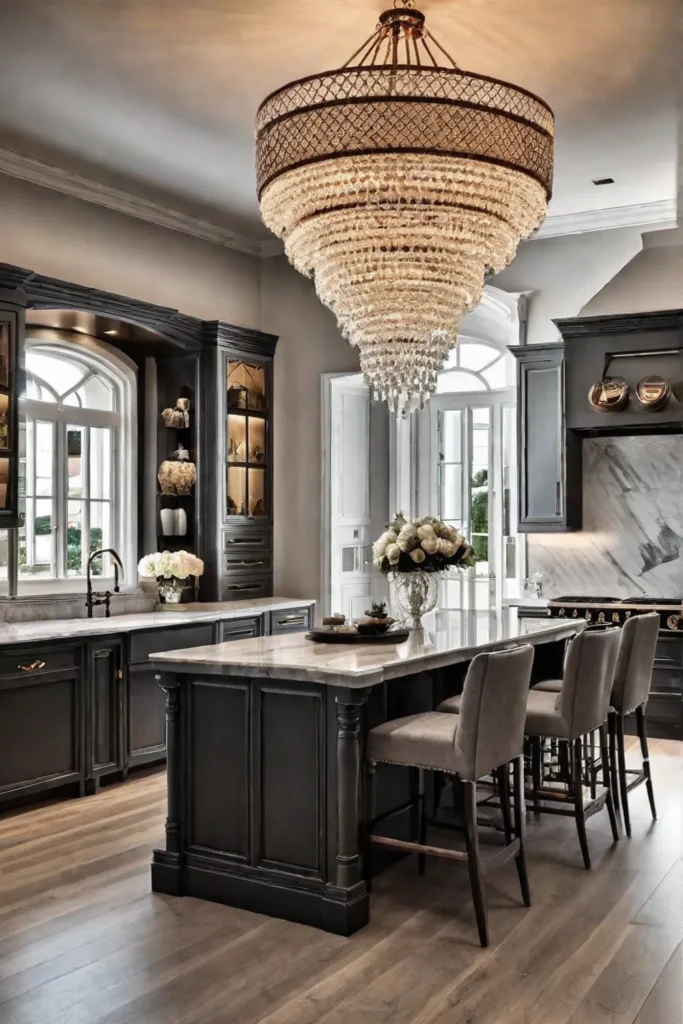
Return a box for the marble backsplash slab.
[528,435,683,598]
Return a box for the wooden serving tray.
[305,629,410,645]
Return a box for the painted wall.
[493,227,643,345]
[0,175,260,326]
[260,256,360,603]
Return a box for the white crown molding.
[535,198,677,239]
[0,146,262,257]
[0,145,676,258]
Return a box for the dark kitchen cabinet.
[0,646,83,802]
[86,640,124,791]
[511,345,582,532]
[127,663,167,768]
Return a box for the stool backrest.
[612,612,660,714]
[558,627,621,738]
[455,644,534,781]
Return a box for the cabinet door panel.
[128,664,166,766]
[89,641,123,776]
[0,672,82,794]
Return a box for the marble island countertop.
[0,597,314,645]
[150,610,583,688]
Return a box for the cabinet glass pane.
[0,324,9,388]
[248,417,266,464]
[0,458,8,509]
[248,468,266,516]
[227,414,247,463]
[0,393,8,450]
[227,361,266,411]
[227,466,246,516]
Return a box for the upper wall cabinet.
[0,300,24,527]
[511,345,582,533]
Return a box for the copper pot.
[587,376,629,412]
[636,375,671,411]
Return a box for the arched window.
[435,337,514,394]
[15,336,136,589]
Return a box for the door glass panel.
[441,409,462,463]
[341,546,356,572]
[440,465,463,522]
[471,408,490,571]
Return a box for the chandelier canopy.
[256,3,554,413]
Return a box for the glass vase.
[391,570,440,638]
[157,577,185,604]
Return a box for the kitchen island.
[149,610,583,935]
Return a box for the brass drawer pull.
[19,660,46,672]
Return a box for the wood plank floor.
[0,737,681,1024]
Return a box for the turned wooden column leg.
[335,693,367,890]
[159,674,182,857]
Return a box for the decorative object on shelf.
[373,512,474,637]
[636,375,671,411]
[228,383,248,409]
[357,601,395,636]
[161,397,191,429]
[176,507,187,536]
[588,377,630,412]
[137,549,204,604]
[256,1,554,414]
[158,446,197,495]
[176,397,191,426]
[159,507,176,536]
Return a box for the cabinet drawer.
[129,624,214,665]
[650,664,683,698]
[644,694,683,740]
[270,606,312,634]
[224,549,273,576]
[219,616,262,643]
[0,645,79,681]
[223,526,272,550]
[222,575,273,601]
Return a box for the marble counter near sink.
[0,597,314,645]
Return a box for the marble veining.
[150,611,582,688]
[0,597,314,645]
[528,435,683,598]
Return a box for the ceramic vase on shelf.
[160,508,176,537]
[156,577,186,604]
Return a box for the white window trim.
[10,332,137,596]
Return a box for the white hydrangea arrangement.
[137,550,204,581]
[372,512,475,575]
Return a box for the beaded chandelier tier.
[256,2,554,413]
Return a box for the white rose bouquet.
[372,512,474,575]
[138,550,204,581]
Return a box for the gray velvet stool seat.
[366,645,534,948]
[607,612,659,837]
[521,627,622,868]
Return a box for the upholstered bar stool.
[607,612,659,837]
[521,627,622,868]
[366,645,534,947]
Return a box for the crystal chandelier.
[256,3,554,413]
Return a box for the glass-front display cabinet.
[226,358,270,520]
[0,303,23,527]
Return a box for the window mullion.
[84,427,91,576]
[55,422,66,579]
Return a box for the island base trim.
[150,851,369,936]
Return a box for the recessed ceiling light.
[104,329,118,336]
[593,177,615,186]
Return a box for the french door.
[429,391,523,609]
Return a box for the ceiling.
[0,0,678,244]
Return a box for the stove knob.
[585,610,591,620]
[667,614,680,631]
[612,612,620,622]
[572,609,578,617]
[559,608,565,617]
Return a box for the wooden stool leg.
[636,705,657,821]
[599,724,621,843]
[608,713,620,814]
[572,737,591,869]
[463,780,489,947]
[513,755,531,907]
[615,713,631,838]
[417,768,427,876]
[531,736,542,818]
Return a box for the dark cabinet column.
[512,344,582,533]
[85,639,124,793]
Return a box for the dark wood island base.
[150,614,580,935]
